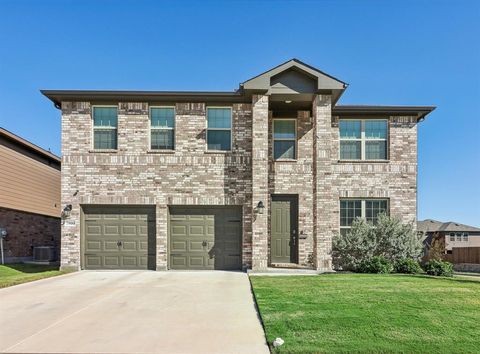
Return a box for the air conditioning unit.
[33,246,56,262]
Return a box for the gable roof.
[417,219,480,233]
[241,58,347,90]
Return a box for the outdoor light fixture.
[285,100,292,104]
[62,204,72,218]
[256,201,265,214]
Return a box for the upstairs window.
[449,233,455,241]
[150,107,175,150]
[207,107,231,151]
[340,119,388,160]
[93,106,118,150]
[340,199,388,235]
[463,233,469,241]
[273,119,296,160]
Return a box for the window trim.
[91,105,118,151]
[272,118,297,161]
[206,106,232,152]
[463,232,469,242]
[339,119,389,161]
[339,198,389,234]
[149,106,176,151]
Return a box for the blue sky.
[0,0,478,225]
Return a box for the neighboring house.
[0,127,61,263]
[418,219,480,255]
[42,59,435,272]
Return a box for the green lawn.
[0,263,66,288]
[250,274,480,353]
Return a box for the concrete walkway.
[0,271,269,354]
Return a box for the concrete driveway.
[0,271,269,354]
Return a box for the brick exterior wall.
[0,207,60,262]
[60,95,418,272]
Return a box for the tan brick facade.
[59,96,419,272]
[52,60,429,272]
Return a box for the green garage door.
[83,206,156,270]
[169,207,242,270]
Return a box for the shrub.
[332,214,423,271]
[423,260,454,277]
[358,256,393,274]
[394,258,422,274]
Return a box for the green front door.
[83,206,156,270]
[169,207,242,270]
[271,196,298,264]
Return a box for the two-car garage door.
[82,205,242,271]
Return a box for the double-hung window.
[273,119,296,160]
[150,107,175,150]
[449,233,455,242]
[463,233,469,242]
[340,199,388,235]
[207,107,231,151]
[339,119,388,160]
[93,106,118,150]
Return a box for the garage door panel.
[172,225,187,235]
[139,241,148,251]
[189,240,205,251]
[83,206,155,270]
[189,225,205,236]
[104,225,120,235]
[121,225,137,235]
[85,256,101,267]
[104,256,120,267]
[172,241,187,252]
[104,240,119,250]
[122,241,137,250]
[189,256,205,267]
[103,214,120,220]
[86,225,102,235]
[171,256,187,267]
[122,256,137,267]
[86,241,101,251]
[139,225,148,235]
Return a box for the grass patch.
[0,263,67,288]
[250,274,480,353]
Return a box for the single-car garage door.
[82,206,156,270]
[169,207,242,270]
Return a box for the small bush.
[394,258,422,274]
[423,260,454,277]
[357,256,393,274]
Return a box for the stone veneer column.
[251,94,269,270]
[312,94,334,272]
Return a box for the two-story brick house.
[42,59,434,272]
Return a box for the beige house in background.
[0,127,61,262]
[418,219,480,255]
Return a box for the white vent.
[33,246,55,262]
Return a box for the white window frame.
[449,233,455,242]
[456,233,462,242]
[339,198,389,234]
[273,118,297,160]
[463,232,469,242]
[92,105,118,150]
[149,106,175,150]
[339,119,389,161]
[206,106,232,151]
